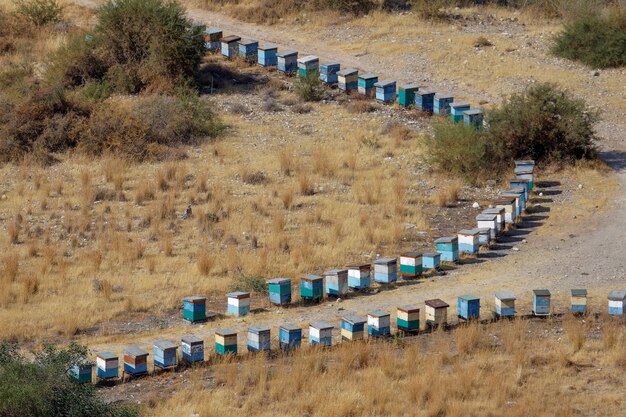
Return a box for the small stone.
[591,70,600,76]
[472,202,480,209]
[337,307,344,311]
[578,184,583,189]
[573,215,577,219]
[403,223,416,230]
[539,192,543,196]
[337,298,342,303]
[1,194,6,200]
[522,239,527,243]
[512,247,520,251]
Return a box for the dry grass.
[432,180,463,207]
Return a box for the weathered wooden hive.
[494,197,517,224]
[397,305,420,333]
[238,39,259,63]
[398,84,419,107]
[450,102,471,122]
[297,55,319,78]
[501,189,524,217]
[279,323,302,351]
[482,208,505,235]
[399,252,422,278]
[435,236,459,263]
[258,44,278,67]
[532,289,551,316]
[153,339,178,370]
[374,80,396,103]
[415,90,436,113]
[96,352,118,380]
[475,227,491,246]
[337,68,358,92]
[220,35,241,58]
[495,291,516,318]
[309,321,333,347]
[476,213,498,240]
[608,290,626,316]
[183,296,207,323]
[267,278,292,305]
[358,73,378,97]
[457,229,480,255]
[421,252,441,271]
[457,295,480,321]
[433,94,454,115]
[247,326,271,353]
[319,62,340,84]
[463,109,484,128]
[341,314,366,341]
[215,329,238,356]
[570,289,587,314]
[368,310,391,337]
[277,49,298,74]
[204,28,222,51]
[373,257,398,284]
[425,299,449,329]
[347,263,371,290]
[324,268,349,297]
[68,359,93,384]
[181,335,204,364]
[123,346,149,376]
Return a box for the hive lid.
[571,289,587,296]
[475,227,491,234]
[368,310,390,317]
[343,314,366,325]
[434,93,453,99]
[435,236,458,244]
[215,329,237,336]
[458,229,479,236]
[459,294,480,301]
[310,320,333,330]
[494,197,516,205]
[259,43,277,50]
[515,160,535,166]
[124,346,148,357]
[416,89,435,96]
[248,325,270,333]
[226,291,250,299]
[401,251,422,258]
[346,263,371,270]
[608,290,626,301]
[280,323,301,332]
[183,295,207,302]
[374,257,397,265]
[514,167,534,175]
[510,178,530,185]
[483,207,505,214]
[400,83,419,90]
[267,278,291,284]
[533,289,551,296]
[239,39,258,46]
[495,291,516,301]
[221,35,241,43]
[476,213,497,221]
[154,339,178,350]
[279,49,298,57]
[450,101,470,108]
[182,335,203,344]
[324,268,348,276]
[207,28,222,34]
[97,352,118,360]
[425,299,449,308]
[508,187,526,193]
[374,80,395,87]
[337,68,358,76]
[463,109,482,116]
[359,73,378,80]
[302,274,323,281]
[298,55,318,63]
[398,305,419,312]
[422,252,440,258]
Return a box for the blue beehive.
[509,179,530,203]
[68,360,93,384]
[495,292,516,318]
[450,102,471,123]
[398,84,419,107]
[463,109,483,128]
[183,296,207,323]
[435,236,459,263]
[301,274,324,302]
[226,291,250,317]
[514,160,535,172]
[457,229,480,255]
[154,340,178,370]
[309,321,333,347]
[458,295,480,321]
[238,39,258,63]
[204,28,222,52]
[258,44,278,67]
[373,257,397,284]
[397,305,420,333]
[358,73,378,97]
[515,166,535,190]
[570,289,587,314]
[267,278,291,305]
[325,268,349,297]
[502,190,523,217]
[247,326,271,353]
[368,310,391,337]
[279,323,302,351]
[415,90,436,113]
[476,227,491,247]
[181,335,204,364]
[297,55,319,78]
[608,290,626,316]
[433,94,454,115]
[422,253,441,270]
[96,352,118,380]
[320,62,340,84]
[341,315,366,341]
[374,80,396,103]
[337,68,358,92]
[347,263,371,290]
[277,49,298,74]
[123,346,149,376]
[532,289,551,316]
[221,35,241,59]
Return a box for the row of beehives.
[203,28,484,127]
[180,160,537,320]
[69,288,626,384]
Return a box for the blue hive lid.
[450,101,471,108]
[368,310,390,317]
[515,160,535,166]
[279,49,298,57]
[226,291,250,299]
[267,278,291,285]
[533,289,551,296]
[97,352,118,360]
[416,90,435,96]
[280,323,301,332]
[310,320,333,330]
[400,83,419,90]
[374,257,396,265]
[495,291,516,301]
[239,39,258,46]
[459,294,480,301]
[124,346,148,357]
[608,290,626,301]
[302,274,323,281]
[343,314,366,324]
[571,289,587,296]
[514,167,534,175]
[182,335,203,344]
[434,93,454,99]
[154,339,177,351]
[298,55,318,63]
[337,68,358,76]
[458,229,479,236]
[423,252,440,258]
[359,73,378,80]
[463,109,482,116]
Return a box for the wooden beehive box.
[226,291,250,316]
[368,310,391,337]
[433,94,454,115]
[181,335,204,364]
[570,289,587,314]
[258,44,278,67]
[267,278,292,305]
[204,28,222,51]
[96,352,118,380]
[494,197,517,224]
[123,346,149,376]
[425,299,449,329]
[509,179,530,203]
[397,305,420,333]
[373,257,398,284]
[337,68,358,92]
[320,62,340,84]
[68,360,93,384]
[450,101,471,123]
[301,274,324,302]
[183,296,207,323]
[309,321,333,347]
[358,73,378,97]
[458,229,480,255]
[324,269,348,297]
[398,83,419,107]
[238,39,259,63]
[279,323,302,351]
[247,326,271,352]
[495,292,516,318]
[502,189,524,217]
[475,227,491,247]
[476,213,498,240]
[347,263,371,290]
[435,236,459,263]
[154,339,178,370]
[415,90,436,113]
[482,208,505,235]
[608,290,626,316]
[277,49,298,74]
[422,253,441,271]
[221,35,241,59]
[341,315,366,341]
[463,109,483,128]
[514,166,535,190]
[297,55,319,78]
[457,295,480,321]
[532,289,551,316]
[215,329,238,356]
[374,80,396,103]
[399,252,422,278]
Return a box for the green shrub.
[14,0,63,26]
[294,71,324,102]
[312,0,377,15]
[552,8,626,68]
[231,273,268,294]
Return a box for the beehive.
[570,289,587,314]
[433,94,454,115]
[277,49,298,74]
[368,310,391,337]
[397,305,420,333]
[476,213,498,240]
[258,44,278,67]
[422,253,441,271]
[319,62,340,84]
[279,324,302,351]
[68,360,93,384]
[301,274,324,302]
[238,39,258,63]
[358,73,378,97]
[123,346,149,376]
[226,291,250,317]
[183,296,207,323]
[374,80,397,103]
[181,335,204,364]
[494,197,517,224]
[337,68,358,92]
[153,339,178,370]
[435,236,459,263]
[309,321,333,347]
[347,263,371,290]
[510,186,527,211]
[267,278,292,305]
[398,84,419,107]
[341,315,366,341]
[450,102,471,123]
[608,290,626,316]
[297,55,319,78]
[458,295,480,321]
[325,269,349,297]
[373,257,398,284]
[463,109,484,128]
[247,326,271,352]
[532,289,551,316]
[425,299,449,329]
[476,227,491,247]
[415,90,436,113]
[509,179,530,203]
[96,352,118,380]
[204,28,222,51]
[399,252,422,278]
[482,208,505,235]
[502,189,524,217]
[458,229,480,255]
[221,35,241,59]
[514,160,535,172]
[495,292,516,318]
[215,329,237,356]
[515,166,535,190]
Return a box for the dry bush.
[20,276,39,302]
[135,180,156,204]
[432,181,462,207]
[1,253,19,287]
[298,173,315,196]
[278,147,295,176]
[346,99,377,114]
[240,168,269,185]
[280,188,294,210]
[197,249,213,276]
[7,217,21,244]
[162,234,173,256]
[563,315,587,352]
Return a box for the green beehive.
[398,84,419,107]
